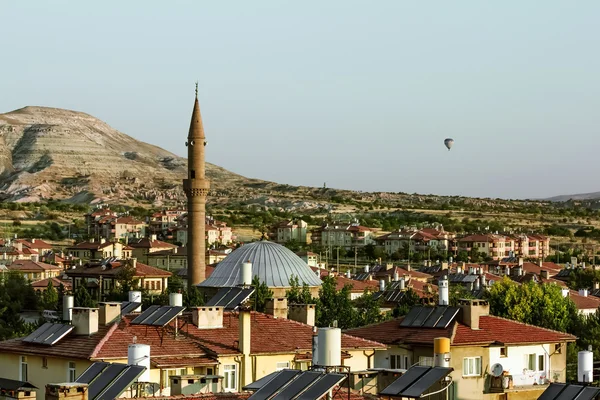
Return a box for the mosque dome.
[197,241,322,288]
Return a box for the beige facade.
[270,219,308,244]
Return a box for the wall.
[449,345,488,400]
[0,354,91,400]
[372,345,413,370]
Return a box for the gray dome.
[198,241,322,288]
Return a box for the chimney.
[594,281,600,290]
[406,264,412,272]
[193,306,223,328]
[386,263,393,271]
[173,247,178,254]
[379,279,385,291]
[100,238,106,244]
[288,304,316,326]
[151,234,157,241]
[458,299,489,330]
[45,383,88,400]
[89,238,94,243]
[538,259,543,267]
[438,277,449,305]
[346,270,351,279]
[265,298,288,319]
[131,258,137,269]
[505,266,510,276]
[239,306,252,387]
[72,308,99,335]
[457,266,462,274]
[474,277,481,291]
[441,262,449,270]
[31,238,36,243]
[540,270,549,279]
[562,288,570,298]
[16,242,22,252]
[579,289,589,297]
[62,295,74,322]
[98,302,121,325]
[393,271,399,282]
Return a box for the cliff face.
[0,106,250,204]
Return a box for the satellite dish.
[491,363,504,377]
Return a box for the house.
[148,209,186,237]
[102,216,146,241]
[66,258,172,298]
[0,242,40,265]
[456,234,515,260]
[14,239,53,256]
[7,260,63,282]
[66,239,132,261]
[85,207,118,239]
[31,276,72,293]
[314,222,376,250]
[176,215,234,246]
[562,288,600,316]
[296,251,320,268]
[0,302,384,399]
[269,219,308,244]
[347,299,575,400]
[376,227,454,256]
[312,267,379,300]
[128,235,177,264]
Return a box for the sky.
[2,1,599,200]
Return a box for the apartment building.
[269,219,308,244]
[176,215,234,246]
[376,227,454,256]
[314,222,376,250]
[148,209,186,237]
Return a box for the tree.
[252,275,273,313]
[286,275,314,305]
[74,285,96,308]
[485,277,576,333]
[284,239,302,253]
[317,275,357,329]
[42,280,59,310]
[392,288,421,317]
[116,260,137,295]
[354,289,388,326]
[569,268,600,291]
[184,286,204,308]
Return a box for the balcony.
[487,375,549,394]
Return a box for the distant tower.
[184,83,210,288]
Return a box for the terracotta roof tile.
[7,260,62,272]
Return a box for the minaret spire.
[184,83,210,289]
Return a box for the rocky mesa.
[0,106,257,205]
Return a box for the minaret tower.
[184,83,210,288]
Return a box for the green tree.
[317,275,357,329]
[485,277,576,332]
[252,275,273,313]
[116,260,137,295]
[74,285,96,308]
[354,289,388,326]
[42,280,59,310]
[392,288,421,317]
[184,286,204,308]
[286,275,314,305]
[569,268,600,291]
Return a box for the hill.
[545,192,600,202]
[0,106,262,205]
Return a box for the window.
[390,355,411,370]
[276,362,290,371]
[206,368,214,376]
[463,357,482,377]
[419,356,434,367]
[191,170,196,179]
[538,355,544,372]
[500,347,507,357]
[223,365,237,392]
[68,362,76,382]
[42,357,48,369]
[554,343,562,354]
[526,354,536,371]
[20,356,28,381]
[390,355,399,370]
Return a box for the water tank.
[317,328,341,367]
[128,291,142,313]
[434,337,451,367]
[393,271,399,281]
[312,328,319,367]
[399,278,405,290]
[63,295,74,322]
[346,270,351,279]
[379,280,385,292]
[169,293,183,307]
[578,350,593,383]
[439,277,449,306]
[241,262,253,286]
[364,265,370,273]
[128,344,151,382]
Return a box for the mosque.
[184,87,322,298]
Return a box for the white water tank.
[399,278,405,290]
[393,271,399,281]
[346,270,351,279]
[364,265,370,273]
[63,295,74,322]
[128,291,142,312]
[379,280,385,292]
[317,328,341,367]
[241,262,253,286]
[128,344,151,382]
[169,293,183,307]
[578,350,593,383]
[439,277,449,306]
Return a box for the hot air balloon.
[444,138,454,151]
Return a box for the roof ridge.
[90,320,120,358]
[480,314,576,339]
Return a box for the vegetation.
[0,272,39,340]
[251,276,273,313]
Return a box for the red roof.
[129,238,177,250]
[347,311,575,347]
[15,239,53,250]
[312,268,379,292]
[8,260,62,272]
[31,277,72,290]
[66,261,172,278]
[567,290,600,311]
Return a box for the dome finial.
[195,81,198,98]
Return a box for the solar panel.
[271,371,322,400]
[421,307,446,328]
[88,363,128,400]
[380,366,430,396]
[130,305,161,324]
[76,362,110,384]
[249,369,301,400]
[295,373,346,400]
[152,306,185,326]
[400,307,423,326]
[412,307,435,326]
[121,301,142,315]
[435,307,460,328]
[401,367,452,398]
[206,287,255,310]
[576,386,600,400]
[96,365,145,400]
[22,322,53,342]
[44,324,74,345]
[555,385,586,400]
[243,370,280,391]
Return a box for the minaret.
[184,83,210,288]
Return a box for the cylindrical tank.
[346,270,351,279]
[241,262,253,286]
[379,280,385,292]
[439,277,449,306]
[312,328,319,367]
[399,278,405,290]
[317,328,341,367]
[169,293,183,307]
[128,344,151,382]
[364,265,370,273]
[578,350,593,383]
[63,295,74,322]
[434,337,451,367]
[128,291,142,312]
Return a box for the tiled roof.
[453,315,576,346]
[66,261,172,278]
[129,238,177,249]
[347,313,575,347]
[113,216,144,225]
[151,356,218,368]
[31,277,72,290]
[312,268,378,292]
[135,392,375,400]
[7,260,62,272]
[567,290,600,310]
[16,239,53,250]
